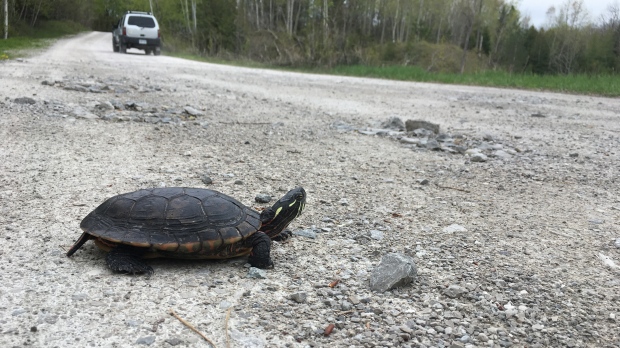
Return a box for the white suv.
[112,11,161,55]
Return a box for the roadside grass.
[0,20,85,59]
[319,65,620,97]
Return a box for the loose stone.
[183,106,203,116]
[370,230,384,240]
[405,120,439,133]
[369,253,417,292]
[201,175,213,185]
[470,153,488,162]
[255,194,271,203]
[247,267,267,279]
[442,224,467,234]
[165,338,183,346]
[14,97,36,104]
[293,229,317,239]
[136,336,156,345]
[443,284,467,298]
[290,292,307,303]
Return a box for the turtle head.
[259,187,306,238]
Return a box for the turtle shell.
[80,187,261,258]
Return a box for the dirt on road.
[1,31,619,347]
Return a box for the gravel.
[0,31,619,348]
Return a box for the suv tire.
[120,43,127,54]
[113,39,119,52]
[154,46,161,56]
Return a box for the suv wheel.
[154,46,161,56]
[145,48,152,55]
[113,39,119,52]
[120,43,127,54]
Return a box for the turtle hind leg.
[66,232,92,257]
[247,232,273,269]
[105,245,154,276]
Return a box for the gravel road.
[1,31,619,348]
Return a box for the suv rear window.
[127,16,155,28]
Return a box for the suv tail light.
[122,27,126,36]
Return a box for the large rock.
[381,116,405,130]
[14,97,36,104]
[405,120,440,133]
[370,253,417,292]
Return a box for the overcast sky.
[517,0,615,27]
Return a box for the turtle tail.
[66,232,92,257]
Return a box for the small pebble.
[470,153,488,162]
[201,175,213,185]
[136,336,156,345]
[247,267,267,279]
[293,229,317,239]
[290,292,307,303]
[443,224,467,233]
[370,230,384,240]
[255,194,271,203]
[165,338,183,346]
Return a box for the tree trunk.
[391,1,399,42]
[416,0,424,39]
[436,17,443,44]
[31,0,43,27]
[323,0,328,42]
[3,0,7,39]
[286,0,294,35]
[191,0,196,33]
[460,17,474,74]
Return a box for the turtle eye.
[294,193,304,200]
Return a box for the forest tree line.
[3,0,620,75]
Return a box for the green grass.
[0,20,85,59]
[310,65,620,97]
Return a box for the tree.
[546,0,590,73]
[3,0,7,39]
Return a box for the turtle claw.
[272,230,292,242]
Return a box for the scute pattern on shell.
[80,188,261,256]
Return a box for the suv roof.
[126,11,153,15]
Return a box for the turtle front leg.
[272,230,292,242]
[247,232,273,269]
[106,245,154,275]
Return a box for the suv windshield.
[128,16,155,28]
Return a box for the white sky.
[517,0,615,27]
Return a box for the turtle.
[66,187,306,274]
